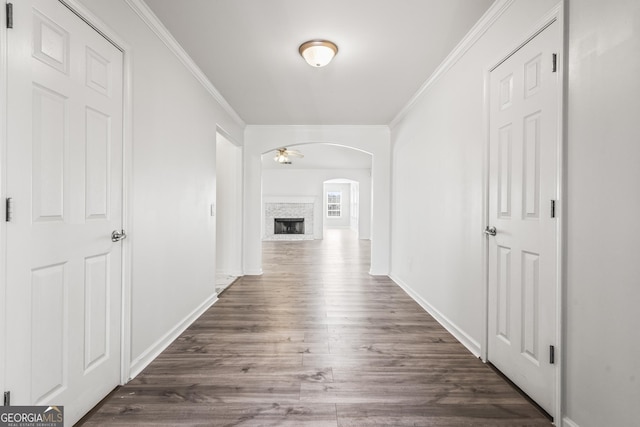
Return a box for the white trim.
[123,0,245,128]
[555,3,567,422]
[243,268,264,276]
[389,0,514,128]
[129,293,218,380]
[216,124,241,148]
[246,124,390,132]
[480,29,492,363]
[0,0,8,397]
[390,274,482,358]
[121,40,135,387]
[562,417,580,427]
[482,3,564,422]
[227,270,244,277]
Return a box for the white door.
[4,0,124,425]
[487,20,559,417]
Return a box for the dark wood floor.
[80,229,551,426]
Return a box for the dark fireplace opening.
[274,218,305,235]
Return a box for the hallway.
[81,230,550,426]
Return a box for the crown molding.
[124,0,246,127]
[245,124,390,131]
[389,0,515,128]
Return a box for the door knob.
[111,229,127,242]
[484,226,497,236]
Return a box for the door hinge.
[550,199,556,218]
[3,391,10,406]
[5,197,13,222]
[552,53,558,72]
[6,3,13,29]
[549,345,556,364]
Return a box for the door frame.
[480,2,565,421]
[0,0,134,393]
[0,0,8,400]
[215,127,244,278]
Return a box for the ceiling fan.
[274,147,304,164]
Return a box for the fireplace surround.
[264,200,314,241]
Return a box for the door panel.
[487,20,559,417]
[31,263,66,404]
[496,245,511,343]
[85,107,112,219]
[5,1,124,425]
[84,253,110,372]
[32,84,67,222]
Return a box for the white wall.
[324,182,352,229]
[262,169,370,239]
[564,0,640,425]
[216,132,243,276]
[245,125,390,275]
[77,0,244,376]
[391,0,640,425]
[390,0,560,355]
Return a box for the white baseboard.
[228,270,243,277]
[389,273,481,357]
[243,269,263,276]
[128,293,218,380]
[562,416,579,427]
[216,270,242,280]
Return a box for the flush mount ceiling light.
[299,40,338,67]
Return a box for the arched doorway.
[260,143,371,243]
[242,126,391,276]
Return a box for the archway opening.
[260,143,372,243]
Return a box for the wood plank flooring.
[80,229,551,426]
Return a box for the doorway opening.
[323,179,361,238]
[215,130,243,294]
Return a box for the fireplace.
[264,200,314,241]
[274,218,305,235]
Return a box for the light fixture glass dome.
[299,40,338,67]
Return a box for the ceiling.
[143,0,494,125]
